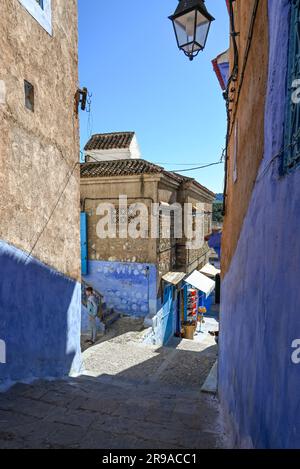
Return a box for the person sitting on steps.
[85,287,98,345]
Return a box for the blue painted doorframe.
[176,289,181,335]
[80,212,88,276]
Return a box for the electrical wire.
[256,126,300,183]
[228,0,260,139]
[83,153,99,163]
[223,0,240,215]
[172,161,224,173]
[153,161,217,166]
[25,161,79,262]
[86,92,94,138]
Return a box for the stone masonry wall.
[0,0,80,280]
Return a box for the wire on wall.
[223,0,260,215]
[24,161,79,262]
[223,0,239,215]
[86,91,93,139]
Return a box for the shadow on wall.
[0,240,82,388]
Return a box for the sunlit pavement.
[0,319,227,449]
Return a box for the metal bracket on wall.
[75,87,88,114]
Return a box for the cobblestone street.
[0,318,226,449]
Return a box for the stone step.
[73,373,204,402]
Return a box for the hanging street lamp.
[169,0,215,61]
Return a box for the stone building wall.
[0,0,80,280]
[81,175,159,265]
[219,0,300,448]
[0,0,82,387]
[221,0,269,277]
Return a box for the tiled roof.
[80,159,215,198]
[81,159,166,178]
[84,132,135,151]
[175,174,215,197]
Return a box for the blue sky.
[78,1,229,193]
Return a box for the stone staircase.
[0,372,227,449]
[0,319,227,449]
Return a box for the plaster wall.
[82,260,157,320]
[221,0,269,277]
[85,135,141,162]
[81,175,159,265]
[146,287,177,346]
[157,181,180,277]
[0,241,82,388]
[219,0,300,448]
[176,189,212,274]
[0,0,80,280]
[0,1,81,386]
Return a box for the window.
[283,0,300,173]
[24,80,34,112]
[18,0,52,35]
[110,207,138,225]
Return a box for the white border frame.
[18,0,52,35]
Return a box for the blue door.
[162,284,174,344]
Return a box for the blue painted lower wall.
[82,261,180,346]
[208,232,222,260]
[82,261,157,332]
[149,284,178,345]
[0,240,82,387]
[219,0,300,448]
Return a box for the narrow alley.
[2,0,300,454]
[0,318,226,449]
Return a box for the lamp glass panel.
[174,10,197,48]
[195,10,211,48]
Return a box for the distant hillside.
[215,193,224,203]
[213,194,224,224]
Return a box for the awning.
[184,271,215,298]
[162,272,186,286]
[212,49,229,91]
[200,263,221,278]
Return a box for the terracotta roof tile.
[81,159,165,178]
[80,158,215,198]
[84,132,135,151]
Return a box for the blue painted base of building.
[147,283,179,346]
[82,260,157,332]
[0,240,82,388]
[219,0,300,449]
[82,260,182,346]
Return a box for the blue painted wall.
[0,240,82,388]
[82,260,180,345]
[82,261,157,331]
[145,284,178,346]
[80,212,88,276]
[208,232,222,260]
[219,0,300,448]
